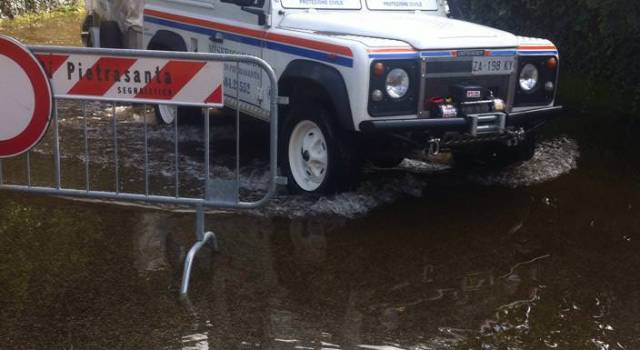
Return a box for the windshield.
[280,0,440,10]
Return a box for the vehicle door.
[207,0,268,116]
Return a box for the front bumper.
[359,105,563,134]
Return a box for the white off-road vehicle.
[83,0,562,194]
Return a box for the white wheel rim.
[158,105,177,124]
[288,120,329,192]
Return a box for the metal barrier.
[0,39,280,296]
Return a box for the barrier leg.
[180,206,219,296]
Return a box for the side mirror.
[447,0,465,19]
[221,0,268,25]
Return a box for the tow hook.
[506,128,526,147]
[427,138,441,156]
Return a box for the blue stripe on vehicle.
[144,15,354,68]
[264,41,354,67]
[145,16,264,47]
[368,52,419,59]
[518,50,559,56]
[490,50,517,56]
[420,51,453,58]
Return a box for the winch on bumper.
[360,82,563,147]
[359,105,563,135]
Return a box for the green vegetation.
[0,4,83,45]
[0,0,80,19]
[456,0,640,114]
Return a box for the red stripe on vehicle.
[145,8,264,40]
[68,57,137,96]
[265,32,353,57]
[205,86,222,104]
[135,60,206,100]
[144,8,353,58]
[35,54,69,77]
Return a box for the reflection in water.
[2,138,639,349]
[182,332,210,350]
[0,104,631,349]
[134,213,171,274]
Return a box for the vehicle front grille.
[418,56,516,118]
[424,75,511,104]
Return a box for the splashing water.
[24,103,580,219]
[466,137,579,188]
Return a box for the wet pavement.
[2,13,640,350]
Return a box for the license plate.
[472,56,515,76]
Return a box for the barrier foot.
[180,231,218,296]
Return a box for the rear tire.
[281,102,361,194]
[147,41,204,126]
[154,105,204,126]
[99,21,122,49]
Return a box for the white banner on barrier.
[36,52,224,107]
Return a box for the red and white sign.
[0,35,53,159]
[35,52,224,107]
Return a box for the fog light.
[371,89,384,102]
[545,82,555,92]
[493,98,506,112]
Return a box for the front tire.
[453,132,537,168]
[370,156,406,169]
[281,103,360,194]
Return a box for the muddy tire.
[496,132,537,165]
[281,102,361,194]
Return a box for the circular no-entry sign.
[0,35,53,158]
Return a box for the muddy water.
[2,14,640,350]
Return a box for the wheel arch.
[147,30,202,125]
[147,30,188,51]
[279,60,354,131]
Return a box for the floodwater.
[2,13,640,350]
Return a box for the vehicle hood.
[278,12,519,50]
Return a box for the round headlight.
[385,68,410,99]
[519,64,539,92]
